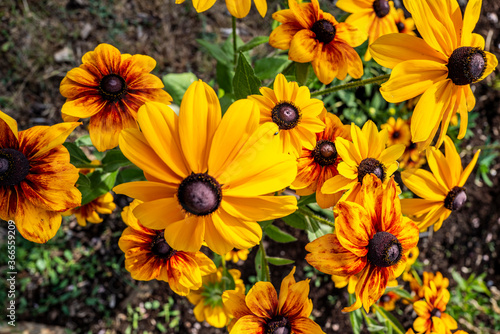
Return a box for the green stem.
[310,74,390,97]
[259,240,271,282]
[232,16,238,68]
[298,207,335,229]
[221,256,227,291]
[372,304,404,334]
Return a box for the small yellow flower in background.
[399,142,427,170]
[225,248,250,264]
[0,111,81,243]
[400,136,481,232]
[248,73,325,157]
[370,0,498,149]
[378,291,400,311]
[381,117,411,147]
[188,268,245,328]
[175,0,267,18]
[77,159,101,175]
[409,271,450,302]
[321,120,405,202]
[114,80,298,255]
[393,8,415,36]
[118,200,216,296]
[306,175,419,312]
[331,274,358,293]
[270,0,366,85]
[60,43,172,152]
[336,0,398,61]
[402,246,420,281]
[62,192,116,227]
[292,111,351,208]
[222,267,325,334]
[412,281,457,334]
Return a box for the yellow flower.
[188,268,245,328]
[225,248,250,263]
[270,0,366,85]
[321,120,405,202]
[378,291,400,311]
[113,80,298,255]
[381,117,411,147]
[0,111,81,243]
[400,141,427,170]
[402,246,420,281]
[370,0,498,149]
[222,267,325,334]
[248,73,325,157]
[336,0,398,61]
[393,8,415,36]
[62,192,116,227]
[60,43,172,152]
[306,175,420,312]
[175,0,267,18]
[412,282,457,334]
[400,136,480,232]
[118,200,216,296]
[291,111,351,208]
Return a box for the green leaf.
[258,220,274,230]
[74,134,93,147]
[162,72,198,105]
[216,62,234,94]
[384,286,413,300]
[348,294,363,334]
[282,212,307,230]
[264,224,297,243]
[80,170,118,205]
[295,62,310,86]
[297,193,317,206]
[115,167,146,185]
[101,149,133,173]
[219,93,235,115]
[233,52,262,100]
[374,305,405,334]
[254,247,267,282]
[197,39,231,65]
[304,215,330,242]
[63,142,91,165]
[254,56,291,80]
[238,36,269,52]
[221,267,236,291]
[266,256,294,266]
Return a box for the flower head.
[60,43,172,152]
[370,0,498,149]
[225,248,250,264]
[378,291,400,311]
[306,175,419,312]
[270,0,366,84]
[336,0,398,61]
[393,8,415,36]
[291,111,351,208]
[381,117,411,147]
[248,73,325,157]
[0,111,81,243]
[321,120,405,202]
[222,267,325,334]
[118,200,216,296]
[400,136,480,232]
[175,0,267,18]
[188,268,245,328]
[113,80,298,255]
[62,192,116,227]
[400,141,427,170]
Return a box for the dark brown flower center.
[313,140,338,166]
[444,186,467,211]
[358,158,386,183]
[373,0,390,18]
[266,315,291,334]
[392,131,401,139]
[396,21,405,32]
[177,173,222,216]
[408,142,417,150]
[0,148,30,187]
[367,231,402,267]
[99,74,127,101]
[430,308,442,318]
[381,294,392,303]
[151,231,176,259]
[271,102,301,130]
[447,47,486,85]
[310,19,336,44]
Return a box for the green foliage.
[162,72,198,105]
[233,52,262,100]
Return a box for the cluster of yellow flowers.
[0,0,497,333]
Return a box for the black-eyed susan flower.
[269,0,366,85]
[336,0,398,61]
[402,246,420,282]
[222,267,325,334]
[225,248,250,264]
[378,291,400,311]
[393,7,415,36]
[175,0,267,18]
[409,271,450,303]
[0,111,81,243]
[118,200,216,296]
[400,141,427,170]
[381,117,411,147]
[188,268,245,328]
[412,281,457,334]
[370,0,498,149]
[113,81,298,255]
[62,192,116,227]
[60,43,172,152]
[400,136,480,232]
[248,73,325,157]
[291,111,351,208]
[321,120,405,202]
[306,174,419,312]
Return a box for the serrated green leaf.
[162,72,198,105]
[238,36,269,52]
[282,212,307,230]
[264,224,297,243]
[254,56,291,80]
[233,52,262,100]
[266,256,294,266]
[63,142,91,165]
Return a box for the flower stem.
[221,256,227,291]
[298,207,335,229]
[232,16,238,68]
[259,240,271,282]
[310,74,390,97]
[372,304,404,334]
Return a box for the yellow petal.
[0,110,19,141]
[246,281,278,318]
[400,198,441,217]
[225,0,251,18]
[132,198,185,230]
[254,0,267,17]
[113,181,177,202]
[461,0,482,46]
[378,145,405,167]
[401,169,447,200]
[458,149,481,187]
[15,203,62,243]
[289,29,318,63]
[23,122,81,159]
[191,0,216,12]
[221,195,297,222]
[163,216,205,252]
